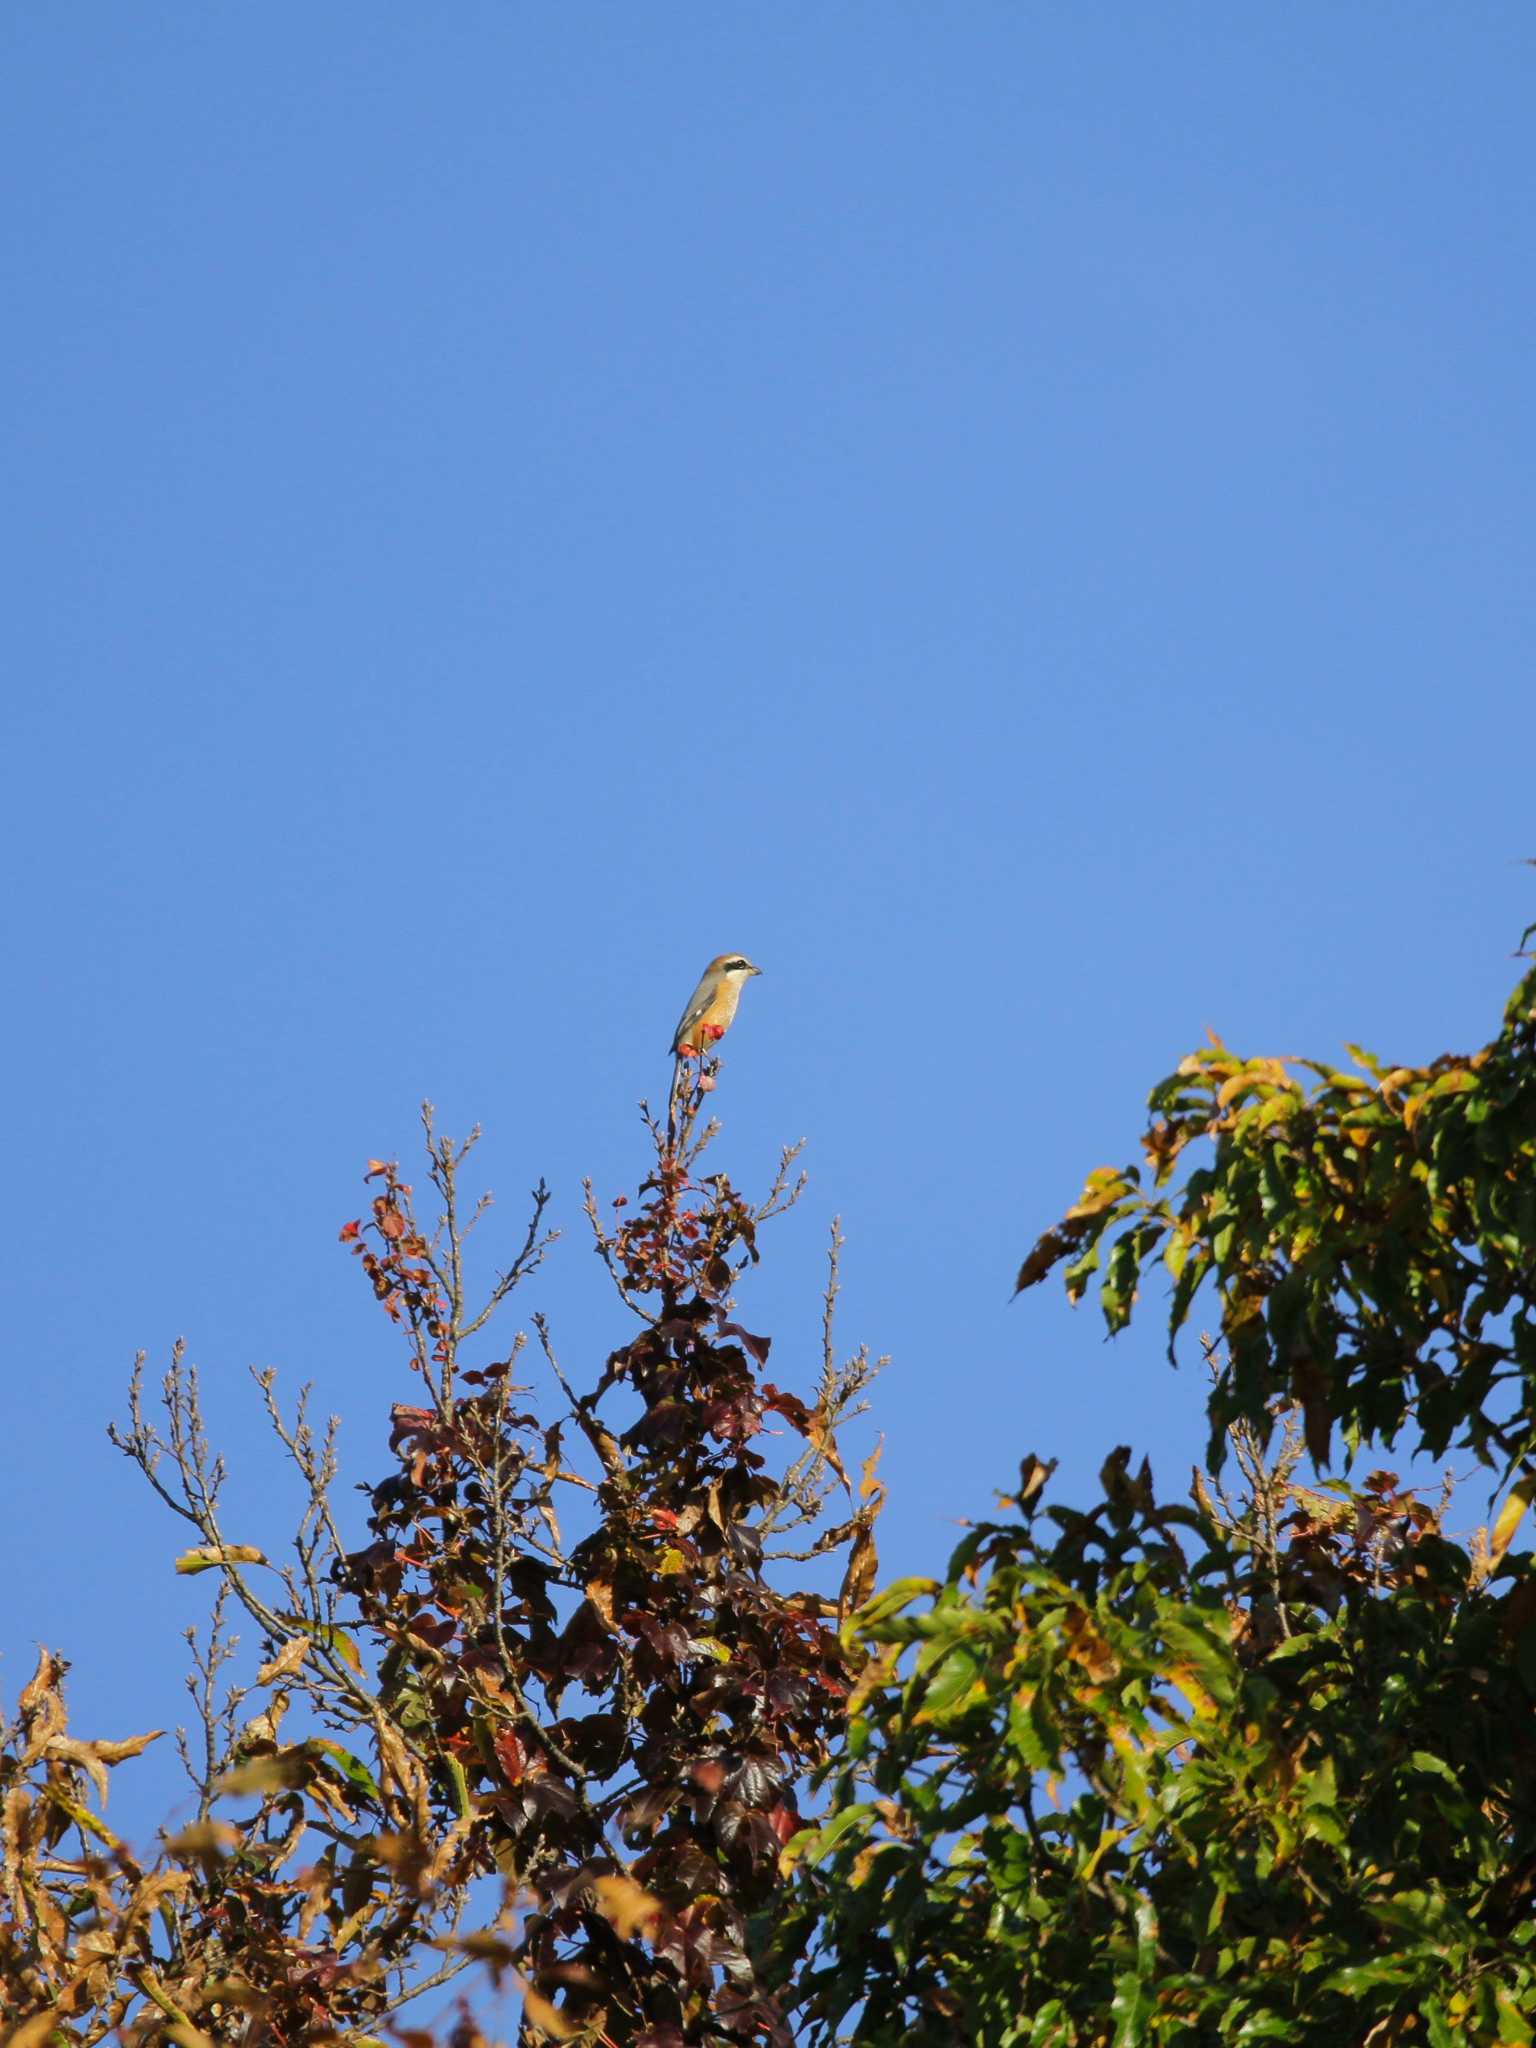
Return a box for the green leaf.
[308,1740,382,1805]
[1497,1992,1535,2044]
[912,1646,987,1724]
[855,1578,942,1629]
[1406,1750,1462,1786]
[782,1801,876,1873]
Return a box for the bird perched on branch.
[671,953,762,1060]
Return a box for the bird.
[670,953,763,1060]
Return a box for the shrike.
[671,953,762,1060]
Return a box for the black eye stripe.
[723,958,748,971]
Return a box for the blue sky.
[4,5,1534,1854]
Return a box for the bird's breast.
[702,983,741,1030]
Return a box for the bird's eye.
[725,958,748,971]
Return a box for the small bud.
[698,1075,717,1092]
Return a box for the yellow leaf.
[1165,1663,1215,1722]
[658,1547,687,1576]
[8,2015,64,2048]
[214,1751,309,1796]
[1081,1824,1128,1883]
[845,1642,901,1717]
[1065,1168,1131,1220]
[175,1544,267,1575]
[1490,1474,1536,1567]
[443,1930,518,1965]
[591,1872,663,1938]
[777,1824,818,1876]
[43,1787,121,1849]
[318,1624,363,1671]
[521,1987,579,2041]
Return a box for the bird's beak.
[751,964,763,975]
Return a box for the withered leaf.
[255,1635,311,1687]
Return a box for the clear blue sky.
[4,6,1533,1849]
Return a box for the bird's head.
[707,953,762,982]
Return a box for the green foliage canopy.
[1020,941,1536,1486]
[785,942,1536,2046]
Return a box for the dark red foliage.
[332,1106,873,2043]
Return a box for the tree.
[11,941,1535,2047]
[0,1067,882,2045]
[784,937,1536,2045]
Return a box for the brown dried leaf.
[809,1405,852,1496]
[165,1819,242,1860]
[297,1858,332,1944]
[586,1575,617,1629]
[125,1869,192,1927]
[43,1736,112,1807]
[860,1436,886,1503]
[255,1635,312,1687]
[1014,1218,1092,1296]
[375,1719,431,1834]
[19,1649,66,1763]
[424,1807,478,1891]
[4,1785,35,1908]
[31,1877,67,1967]
[18,1647,64,1719]
[93,1728,165,1765]
[839,1516,879,1622]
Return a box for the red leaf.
[761,1383,810,1431]
[767,1800,801,1846]
[721,1321,771,1364]
[493,1727,527,1783]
